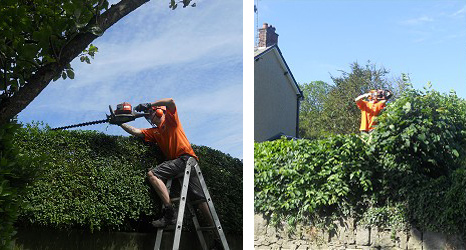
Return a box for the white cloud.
[68,1,242,89]
[453,5,466,17]
[400,16,434,26]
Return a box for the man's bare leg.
[147,170,171,205]
[147,170,176,227]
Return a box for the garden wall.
[254,214,465,250]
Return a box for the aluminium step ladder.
[153,157,230,250]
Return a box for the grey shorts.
[150,155,206,201]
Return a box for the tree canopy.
[298,80,332,139]
[0,0,194,125]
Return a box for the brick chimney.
[258,23,278,47]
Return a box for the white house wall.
[254,49,298,142]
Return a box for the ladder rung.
[171,198,203,205]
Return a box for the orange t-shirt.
[141,107,197,160]
[356,100,386,131]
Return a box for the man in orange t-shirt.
[355,90,391,132]
[118,98,209,228]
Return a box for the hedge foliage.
[0,123,37,249]
[14,124,242,233]
[255,134,375,227]
[255,85,466,237]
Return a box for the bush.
[254,134,376,226]
[14,124,242,233]
[255,85,466,237]
[0,123,36,249]
[371,86,466,201]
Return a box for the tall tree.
[299,81,332,139]
[0,0,194,125]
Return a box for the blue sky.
[255,0,466,98]
[18,0,243,159]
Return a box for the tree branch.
[0,0,150,125]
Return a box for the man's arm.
[355,93,371,102]
[120,123,144,138]
[135,98,176,113]
[151,98,176,113]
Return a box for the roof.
[254,44,303,99]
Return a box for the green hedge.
[14,124,242,233]
[255,134,375,227]
[0,123,37,249]
[255,86,466,237]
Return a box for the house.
[254,23,304,142]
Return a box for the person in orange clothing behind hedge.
[355,89,392,133]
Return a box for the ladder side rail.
[172,164,192,250]
[154,178,174,250]
[193,162,230,250]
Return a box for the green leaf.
[403,102,412,112]
[89,26,103,37]
[169,0,178,9]
[66,69,75,79]
[417,133,426,142]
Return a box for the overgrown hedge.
[255,86,466,237]
[14,124,242,233]
[255,134,375,228]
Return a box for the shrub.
[14,124,242,233]
[254,134,376,226]
[0,123,36,249]
[371,86,466,202]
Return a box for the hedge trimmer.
[51,102,148,130]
